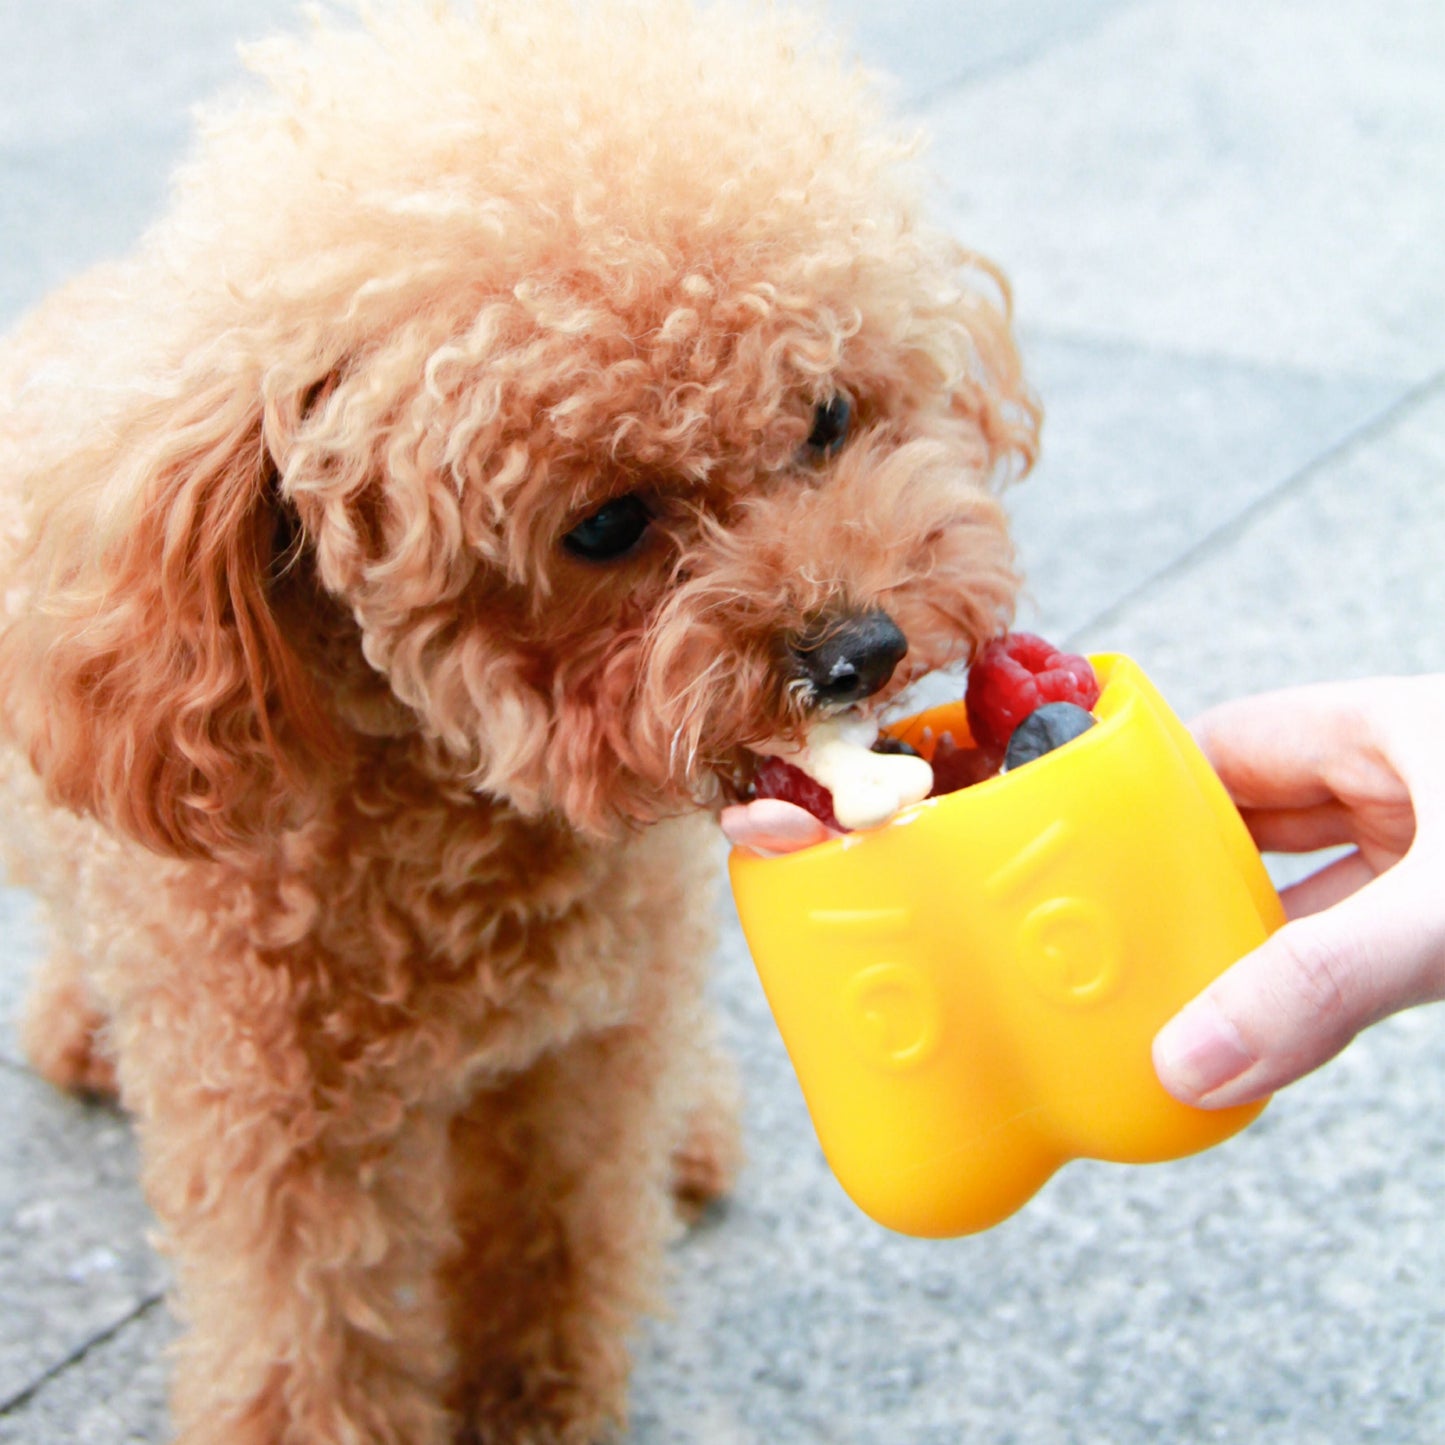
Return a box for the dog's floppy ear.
[0,369,342,860]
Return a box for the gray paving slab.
[926,0,1445,380]
[1006,334,1404,641]
[0,0,301,324]
[0,891,43,1069]
[0,0,303,147]
[0,1298,173,1445]
[823,0,1138,106]
[1071,378,1445,701]
[0,1068,166,1409]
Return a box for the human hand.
[1153,676,1445,1108]
[719,797,838,854]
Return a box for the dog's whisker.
[665,656,732,778]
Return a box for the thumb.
[1153,862,1445,1109]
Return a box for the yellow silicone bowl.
[729,654,1285,1237]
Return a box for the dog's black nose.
[790,609,908,707]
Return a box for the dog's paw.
[21,958,119,1100]
[670,1085,743,1223]
[460,1375,625,1445]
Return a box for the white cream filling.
[778,715,934,830]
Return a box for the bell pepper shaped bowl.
[728,654,1286,1237]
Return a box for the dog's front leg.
[442,1033,680,1445]
[439,937,723,1445]
[115,969,464,1445]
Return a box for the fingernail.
[1154,999,1254,1103]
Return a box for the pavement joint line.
[909,0,1152,115]
[1014,321,1423,396]
[0,1292,165,1418]
[1063,363,1445,651]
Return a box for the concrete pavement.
[1,2,1442,1440]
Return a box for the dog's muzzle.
[788,609,908,709]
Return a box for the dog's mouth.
[718,701,936,853]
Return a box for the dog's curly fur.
[0,2,1038,1440]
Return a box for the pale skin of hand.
[1153,675,1445,1109]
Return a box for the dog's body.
[0,3,1037,1440]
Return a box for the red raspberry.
[965,633,1100,751]
[927,733,1004,796]
[750,755,843,830]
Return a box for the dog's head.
[3,1,1037,855]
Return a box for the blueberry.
[1003,702,1096,771]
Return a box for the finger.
[1189,684,1372,812]
[1366,678,1445,815]
[719,799,838,855]
[1153,860,1445,1108]
[1276,848,1376,919]
[1237,800,1358,855]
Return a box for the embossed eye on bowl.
[727,655,1286,1237]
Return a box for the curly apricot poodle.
[0,3,1037,1440]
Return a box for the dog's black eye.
[563,494,652,561]
[804,394,852,458]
